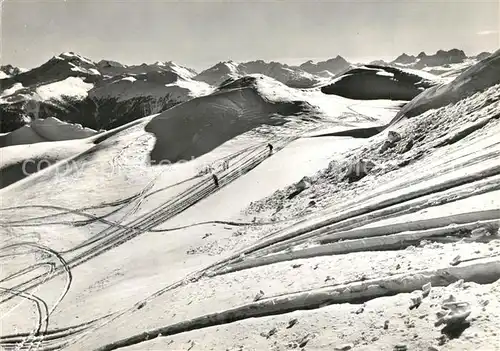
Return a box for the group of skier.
[211,143,273,188]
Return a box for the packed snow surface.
[1,50,500,351]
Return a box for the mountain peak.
[392,53,417,64]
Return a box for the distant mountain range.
[0,49,490,133]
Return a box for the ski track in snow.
[1,83,500,350]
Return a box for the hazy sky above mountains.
[2,0,499,70]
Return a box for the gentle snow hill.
[146,74,406,164]
[218,74,405,125]
[391,48,500,124]
[320,64,439,100]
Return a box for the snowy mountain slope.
[1,62,498,351]
[0,73,403,187]
[194,60,324,88]
[1,49,500,351]
[107,82,500,351]
[391,48,500,124]
[0,64,24,79]
[0,138,93,189]
[86,71,214,130]
[0,54,209,133]
[145,80,315,164]
[193,60,241,86]
[1,51,465,134]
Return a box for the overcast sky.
[2,0,499,70]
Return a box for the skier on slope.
[267,143,274,155]
[212,173,220,188]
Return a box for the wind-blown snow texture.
[1,48,500,351]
